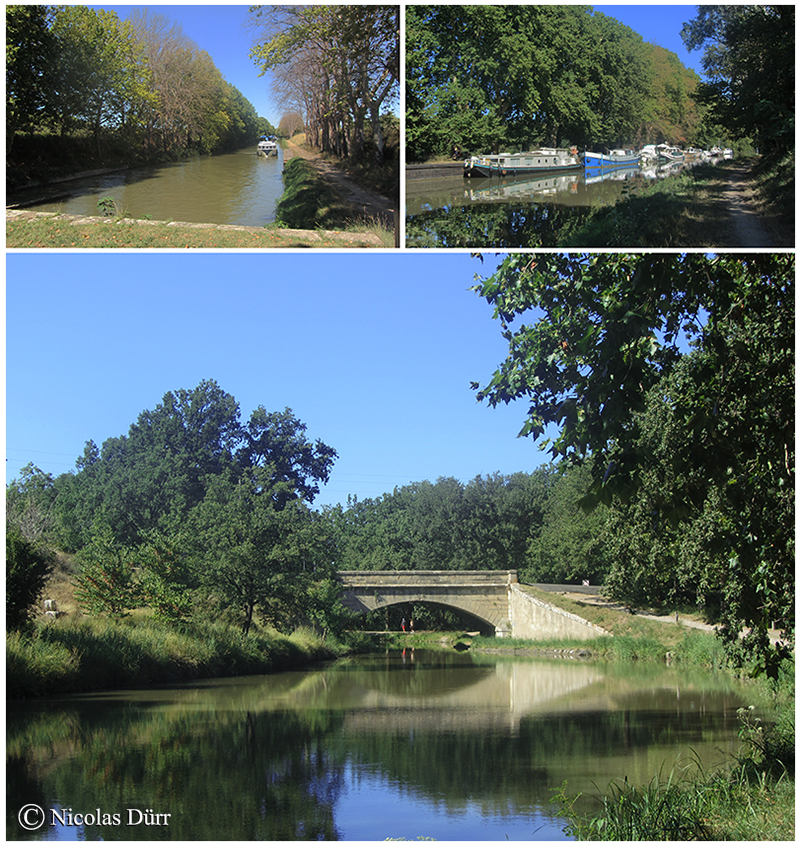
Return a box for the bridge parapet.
[337,570,518,588]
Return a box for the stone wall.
[508,584,609,641]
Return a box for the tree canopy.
[6,5,263,157]
[471,253,794,673]
[681,5,794,157]
[249,5,399,165]
[406,5,704,161]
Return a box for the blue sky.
[593,5,705,75]
[88,4,707,130]
[6,253,556,509]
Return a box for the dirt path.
[559,590,788,644]
[703,160,792,247]
[283,139,397,234]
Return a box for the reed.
[6,615,342,699]
[558,694,795,841]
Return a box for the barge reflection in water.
[406,158,713,247]
[7,650,750,841]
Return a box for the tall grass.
[7,616,341,699]
[274,158,394,244]
[557,692,795,841]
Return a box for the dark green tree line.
[326,467,610,586]
[681,5,794,157]
[6,5,263,160]
[406,5,703,161]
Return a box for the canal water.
[406,160,701,247]
[11,146,286,227]
[7,649,755,841]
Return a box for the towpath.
[703,159,793,247]
[283,139,397,235]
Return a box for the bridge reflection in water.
[339,654,604,735]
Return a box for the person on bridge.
[409,618,415,633]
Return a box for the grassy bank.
[5,210,388,248]
[275,156,393,237]
[557,693,795,841]
[6,615,368,699]
[561,155,793,247]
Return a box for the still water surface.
[406,160,701,247]
[15,147,285,227]
[7,649,751,841]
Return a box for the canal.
[9,146,286,228]
[7,649,755,841]
[406,160,704,247]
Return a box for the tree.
[6,5,56,150]
[681,5,795,156]
[406,6,655,161]
[188,469,326,635]
[278,112,305,138]
[6,526,52,630]
[49,7,143,151]
[237,406,337,508]
[524,464,610,585]
[73,523,140,618]
[249,5,398,164]
[471,253,794,670]
[6,463,57,545]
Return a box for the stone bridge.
[337,570,608,640]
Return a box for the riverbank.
[5,208,389,249]
[6,615,373,700]
[562,155,793,247]
[281,137,399,243]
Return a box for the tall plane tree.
[249,5,398,164]
[681,5,794,157]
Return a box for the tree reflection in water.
[6,651,748,841]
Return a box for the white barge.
[464,148,581,177]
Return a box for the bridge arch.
[337,570,515,636]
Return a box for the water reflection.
[6,651,748,841]
[405,159,710,247]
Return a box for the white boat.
[656,144,685,162]
[639,144,658,163]
[583,149,640,169]
[464,148,581,177]
[257,138,278,156]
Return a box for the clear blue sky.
[6,253,556,509]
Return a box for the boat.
[584,164,640,185]
[257,137,278,156]
[656,144,685,163]
[583,148,640,169]
[639,144,659,163]
[464,147,581,177]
